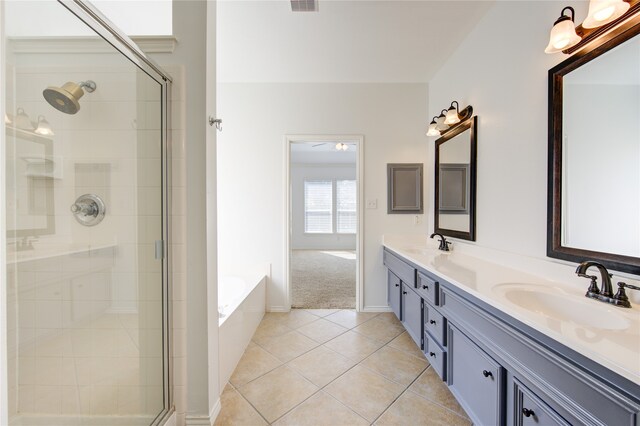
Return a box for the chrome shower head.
[43,80,96,114]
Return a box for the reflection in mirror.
[5,127,55,237]
[435,116,477,241]
[562,36,639,257]
[548,18,640,273]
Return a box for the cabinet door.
[514,379,570,426]
[401,283,422,348]
[387,270,402,320]
[449,324,504,426]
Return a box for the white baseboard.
[361,305,392,312]
[185,415,211,425]
[268,306,289,312]
[210,398,221,424]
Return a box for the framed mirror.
[434,116,477,241]
[548,17,640,274]
[5,126,56,238]
[387,163,423,214]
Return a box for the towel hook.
[208,116,222,132]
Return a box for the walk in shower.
[4,1,171,425]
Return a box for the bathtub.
[218,267,268,389]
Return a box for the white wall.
[290,163,356,250]
[424,0,638,294]
[217,83,427,311]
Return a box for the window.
[304,179,356,234]
[304,180,333,233]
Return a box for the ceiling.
[217,0,493,83]
[290,141,357,164]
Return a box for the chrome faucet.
[575,260,639,308]
[430,233,451,252]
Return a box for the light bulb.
[426,123,440,137]
[545,14,581,54]
[444,107,460,125]
[34,115,54,136]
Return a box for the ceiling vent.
[291,0,317,12]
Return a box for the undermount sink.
[493,283,631,331]
[404,247,445,256]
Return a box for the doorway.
[285,135,364,311]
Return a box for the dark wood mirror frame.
[435,116,477,241]
[547,15,640,275]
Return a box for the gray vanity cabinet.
[401,283,422,348]
[387,270,402,320]
[448,323,505,426]
[382,248,640,426]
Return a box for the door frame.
[284,135,364,312]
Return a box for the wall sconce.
[5,113,12,125]
[35,115,55,136]
[426,102,473,138]
[545,1,633,54]
[14,107,35,131]
[583,0,630,28]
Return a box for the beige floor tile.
[324,310,379,329]
[251,317,293,345]
[361,345,428,386]
[374,312,402,326]
[257,330,319,363]
[273,391,369,426]
[296,318,349,343]
[388,331,425,360]
[230,344,283,387]
[238,366,319,423]
[352,315,405,343]
[324,365,404,422]
[375,390,471,426]
[409,367,468,417]
[214,384,267,426]
[305,309,340,318]
[266,310,319,329]
[323,331,385,362]
[287,346,356,387]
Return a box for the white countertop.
[7,242,117,264]
[383,235,640,386]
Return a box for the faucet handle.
[578,274,599,295]
[613,282,636,308]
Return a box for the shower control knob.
[70,194,106,227]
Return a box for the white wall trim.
[268,305,290,313]
[8,36,177,54]
[362,306,392,313]
[209,397,221,425]
[0,0,8,422]
[284,134,365,312]
[185,415,211,426]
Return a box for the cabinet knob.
[422,285,429,290]
[482,370,493,378]
[403,291,408,295]
[429,352,436,357]
[395,283,400,287]
[522,408,535,418]
[429,320,436,325]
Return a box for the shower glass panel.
[4,2,168,425]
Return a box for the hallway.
[215,309,469,425]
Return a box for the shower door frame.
[1,1,175,424]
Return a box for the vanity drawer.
[424,332,446,381]
[416,271,439,305]
[424,302,446,346]
[383,250,415,287]
[514,378,570,426]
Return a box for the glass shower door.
[4,1,169,425]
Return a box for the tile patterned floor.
[215,309,470,426]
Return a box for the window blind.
[304,180,333,233]
[337,180,357,234]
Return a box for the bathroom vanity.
[383,236,640,426]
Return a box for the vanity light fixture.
[426,103,474,137]
[335,142,348,151]
[545,7,582,54]
[444,101,461,125]
[583,0,630,28]
[14,107,35,131]
[34,115,54,136]
[426,116,440,137]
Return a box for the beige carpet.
[291,250,356,309]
